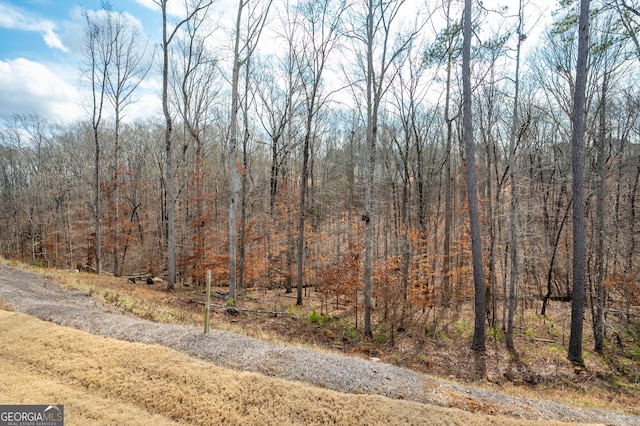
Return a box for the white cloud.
[135,0,160,11]
[122,93,162,123]
[133,0,189,18]
[0,57,162,124]
[56,6,87,59]
[0,2,68,52]
[42,27,67,51]
[0,58,83,122]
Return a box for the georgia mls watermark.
[0,405,64,426]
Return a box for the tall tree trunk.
[363,0,376,338]
[239,57,252,292]
[506,0,524,349]
[483,93,496,328]
[94,126,102,275]
[297,131,310,306]
[113,107,121,277]
[415,132,427,233]
[593,76,607,353]
[401,135,411,300]
[568,0,590,366]
[463,0,486,352]
[227,0,271,300]
[195,136,204,284]
[442,54,453,306]
[228,0,243,302]
[269,137,279,214]
[159,1,176,290]
[86,16,111,276]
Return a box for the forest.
[1,0,639,364]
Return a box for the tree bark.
[568,0,590,366]
[463,0,486,352]
[239,55,252,293]
[506,0,524,349]
[160,2,176,291]
[363,0,375,338]
[593,75,607,353]
[228,0,243,302]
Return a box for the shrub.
[308,309,331,324]
[454,319,473,339]
[487,324,503,340]
[525,327,536,340]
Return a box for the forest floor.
[0,260,639,425]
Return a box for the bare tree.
[423,0,462,307]
[348,0,417,337]
[390,34,432,301]
[586,9,630,353]
[103,5,153,277]
[154,0,215,290]
[593,71,608,354]
[170,2,219,285]
[253,49,302,295]
[254,55,299,214]
[0,114,61,266]
[83,8,113,275]
[294,0,346,306]
[506,0,525,350]
[228,0,273,301]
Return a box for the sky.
[0,0,553,126]
[0,0,219,124]
[0,1,157,122]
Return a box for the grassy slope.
[0,310,575,426]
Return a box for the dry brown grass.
[2,260,639,424]
[0,310,574,426]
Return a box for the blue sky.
[0,0,179,123]
[0,0,550,125]
[0,1,162,57]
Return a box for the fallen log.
[187,299,289,317]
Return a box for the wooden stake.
[204,270,211,334]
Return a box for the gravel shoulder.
[0,263,637,425]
